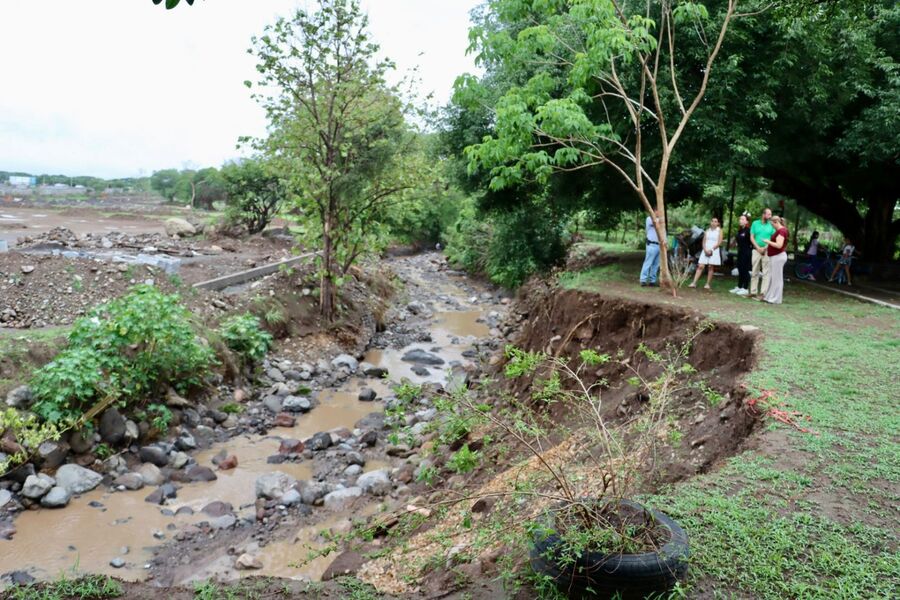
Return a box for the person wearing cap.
[640,210,663,287]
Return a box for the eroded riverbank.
[0,252,506,589]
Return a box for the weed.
[220,402,244,414]
[447,444,480,474]
[219,313,273,364]
[7,574,123,600]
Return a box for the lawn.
[561,255,900,599]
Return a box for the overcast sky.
[0,0,480,179]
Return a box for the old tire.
[530,500,689,600]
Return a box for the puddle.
[0,291,490,584]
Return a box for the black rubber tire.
[530,500,689,600]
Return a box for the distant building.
[8,175,36,187]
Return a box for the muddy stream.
[0,263,492,586]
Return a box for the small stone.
[307,432,333,451]
[109,557,126,569]
[356,469,392,496]
[144,483,177,504]
[138,463,164,486]
[201,501,233,517]
[139,446,169,468]
[169,451,190,470]
[322,487,363,511]
[357,388,377,402]
[278,439,305,455]
[55,464,103,494]
[209,515,237,530]
[22,474,55,499]
[5,385,33,409]
[331,354,359,372]
[262,396,283,414]
[255,471,297,500]
[20,265,35,274]
[280,489,302,506]
[359,430,378,447]
[401,349,445,366]
[217,455,238,470]
[343,464,363,477]
[273,413,296,428]
[113,473,144,491]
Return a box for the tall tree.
[462,0,745,288]
[249,0,426,319]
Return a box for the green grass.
[564,262,900,599]
[6,575,122,600]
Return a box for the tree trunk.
[861,196,898,262]
[320,212,336,320]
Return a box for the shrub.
[31,285,214,423]
[219,313,273,364]
[0,408,66,476]
[221,158,285,234]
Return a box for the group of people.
[639,207,791,304]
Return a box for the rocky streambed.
[0,252,509,588]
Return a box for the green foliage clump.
[445,200,569,288]
[0,408,66,475]
[219,313,273,364]
[30,285,214,423]
[221,158,285,234]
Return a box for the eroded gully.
[0,252,503,587]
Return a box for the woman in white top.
[689,217,722,290]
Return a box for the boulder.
[278,439,305,455]
[99,408,126,445]
[358,430,378,447]
[282,396,312,413]
[170,451,190,470]
[5,385,33,409]
[343,464,363,478]
[280,489,302,506]
[0,489,12,509]
[255,471,297,500]
[217,455,238,470]
[321,550,366,581]
[40,486,71,508]
[331,354,359,373]
[113,473,144,491]
[297,481,330,505]
[362,365,388,379]
[357,388,377,402]
[22,474,55,499]
[345,452,366,467]
[144,483,177,504]
[36,441,69,470]
[55,464,102,495]
[184,465,217,483]
[323,487,363,511]
[307,432,333,451]
[235,553,263,570]
[209,515,237,530]
[138,463,165,486]
[139,446,170,468]
[175,431,197,451]
[201,501,233,517]
[356,469,392,496]
[67,429,93,455]
[164,218,197,238]
[262,396,283,414]
[402,349,445,366]
[273,413,296,428]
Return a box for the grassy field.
[560,247,899,599]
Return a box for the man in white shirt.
[640,210,662,287]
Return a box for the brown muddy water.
[0,302,490,584]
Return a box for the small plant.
[0,408,68,477]
[698,381,726,407]
[94,442,114,460]
[147,403,173,433]
[447,444,481,474]
[7,574,123,600]
[219,313,273,364]
[416,465,439,486]
[220,402,244,414]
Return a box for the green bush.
[445,201,569,288]
[219,313,273,364]
[31,285,214,423]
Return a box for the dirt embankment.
[507,280,759,483]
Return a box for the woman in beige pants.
[763,216,790,304]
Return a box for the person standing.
[730,213,752,296]
[749,208,776,297]
[828,238,856,285]
[640,210,662,287]
[688,217,723,290]
[763,215,789,304]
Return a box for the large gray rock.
[331,354,359,372]
[22,473,55,499]
[401,349,445,366]
[55,464,102,494]
[144,483,177,504]
[323,487,363,511]
[99,408,126,445]
[282,396,312,413]
[164,218,196,238]
[138,463,165,486]
[67,429,93,455]
[139,445,169,467]
[36,440,69,470]
[0,489,12,508]
[307,432,333,451]
[262,396,283,414]
[356,469,392,496]
[357,388,377,402]
[5,386,33,409]
[113,473,144,491]
[255,471,297,500]
[40,486,71,508]
[298,481,331,505]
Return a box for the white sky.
[0,0,480,179]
